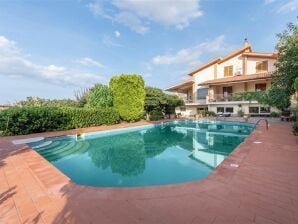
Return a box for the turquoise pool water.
[29,120,254,187]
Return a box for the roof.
[188,58,221,76]
[199,71,275,86]
[242,52,278,59]
[188,45,252,76]
[165,80,194,92]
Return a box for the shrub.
[0,106,120,136]
[16,97,79,107]
[150,110,163,121]
[269,111,280,117]
[293,122,298,135]
[60,107,120,128]
[206,111,216,117]
[237,109,245,117]
[86,84,113,108]
[110,74,145,122]
[0,106,69,136]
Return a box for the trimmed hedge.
[0,106,68,136]
[61,107,120,129]
[0,106,120,136]
[110,74,145,122]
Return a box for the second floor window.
[224,65,233,77]
[256,61,268,73]
[255,83,266,91]
[197,88,208,100]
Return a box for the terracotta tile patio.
[0,120,298,224]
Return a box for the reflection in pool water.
[30,121,254,187]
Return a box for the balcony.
[208,92,260,103]
[182,98,208,105]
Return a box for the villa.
[166,40,279,117]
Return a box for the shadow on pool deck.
[0,120,298,223]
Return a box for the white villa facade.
[165,41,279,117]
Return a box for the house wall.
[217,55,244,78]
[246,57,276,74]
[210,80,272,95]
[175,106,197,116]
[192,66,214,100]
[208,103,279,115]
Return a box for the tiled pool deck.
[0,119,298,224]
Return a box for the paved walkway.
[0,120,297,224]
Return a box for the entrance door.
[223,86,232,97]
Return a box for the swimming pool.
[29,120,254,187]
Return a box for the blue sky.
[0,0,297,103]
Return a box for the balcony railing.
[208,92,259,102]
[184,99,193,103]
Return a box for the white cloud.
[87,0,203,34]
[277,0,298,13]
[115,11,149,34]
[114,30,121,37]
[152,35,233,66]
[264,0,276,4]
[0,36,104,87]
[77,57,104,68]
[113,0,202,29]
[102,35,123,47]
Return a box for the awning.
[165,80,194,92]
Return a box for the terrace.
[0,119,297,224]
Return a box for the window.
[225,107,234,113]
[260,107,270,113]
[180,107,186,112]
[256,61,268,73]
[223,86,233,97]
[197,88,208,100]
[197,107,207,113]
[249,107,259,114]
[217,107,224,113]
[224,65,233,77]
[255,83,267,91]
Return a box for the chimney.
[244,38,249,47]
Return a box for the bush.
[206,111,216,117]
[0,106,69,136]
[86,84,113,108]
[269,111,280,117]
[197,110,215,117]
[237,109,245,117]
[60,107,120,128]
[150,110,163,121]
[0,106,120,136]
[293,122,298,135]
[110,74,145,122]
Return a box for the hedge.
[61,107,120,129]
[0,106,120,136]
[110,74,145,122]
[0,106,67,136]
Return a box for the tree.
[144,87,184,120]
[86,84,113,108]
[267,23,298,110]
[144,87,166,119]
[110,74,145,122]
[163,94,184,115]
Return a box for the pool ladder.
[256,118,269,130]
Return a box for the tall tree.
[268,23,298,110]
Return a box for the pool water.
[29,120,254,187]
